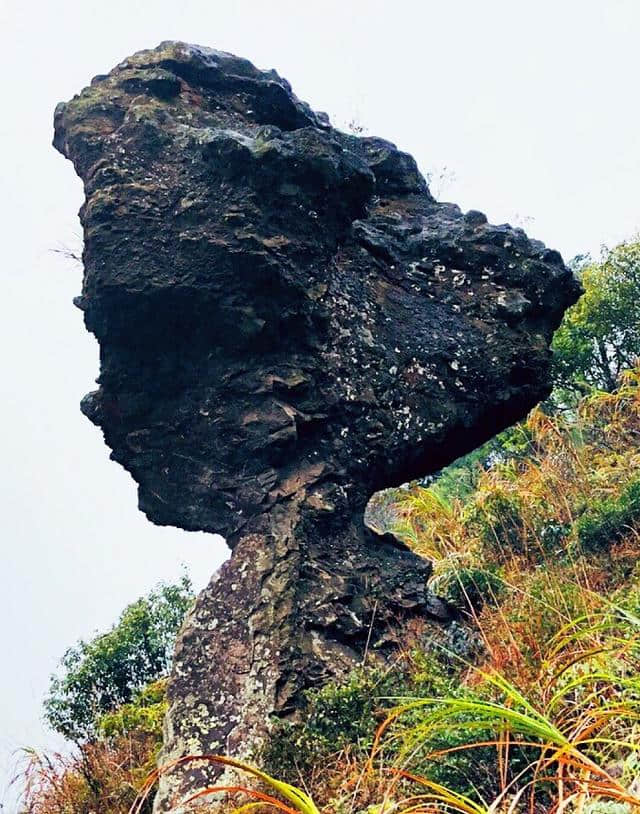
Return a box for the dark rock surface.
[53,41,580,809]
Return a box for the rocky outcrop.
[53,42,580,810]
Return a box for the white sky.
[1,0,639,808]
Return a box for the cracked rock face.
[53,41,580,810]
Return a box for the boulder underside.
[53,41,580,810]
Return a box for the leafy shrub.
[577,477,640,553]
[261,654,531,804]
[261,668,396,782]
[27,577,193,812]
[538,520,571,551]
[431,564,505,612]
[44,576,193,741]
[97,678,167,738]
[466,488,525,554]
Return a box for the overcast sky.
[1,0,639,808]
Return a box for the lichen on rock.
[53,41,580,810]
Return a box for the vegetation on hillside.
[552,242,640,399]
[44,575,193,743]
[18,577,193,813]
[18,240,640,813]
[235,367,640,813]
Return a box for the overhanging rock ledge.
[53,41,581,810]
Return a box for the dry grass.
[17,730,158,813]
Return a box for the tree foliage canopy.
[44,576,193,741]
[552,240,640,396]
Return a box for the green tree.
[552,240,640,398]
[44,575,194,742]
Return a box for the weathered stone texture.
[54,41,580,810]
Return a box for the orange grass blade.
[181,784,301,813]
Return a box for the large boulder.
[53,42,580,810]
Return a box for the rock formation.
[53,42,580,810]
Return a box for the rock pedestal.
[53,42,580,810]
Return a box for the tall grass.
[363,370,640,812]
[16,730,159,814]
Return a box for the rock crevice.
[54,41,580,810]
